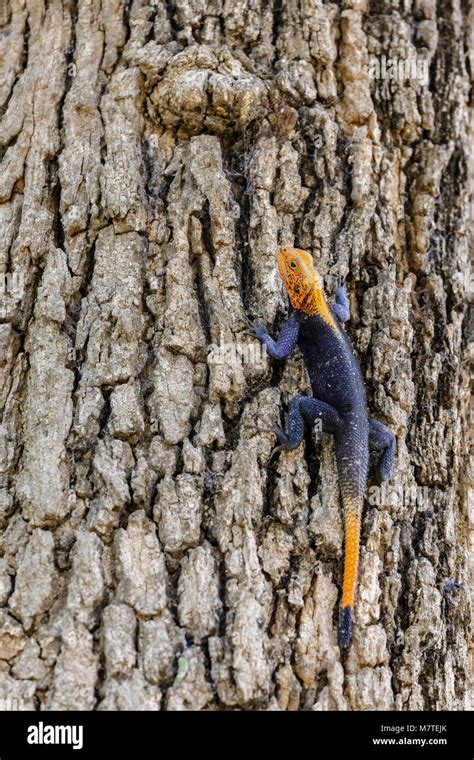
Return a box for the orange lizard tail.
[338,497,361,648]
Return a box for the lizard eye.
[289,260,297,270]
[294,285,300,293]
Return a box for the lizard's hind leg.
[369,418,395,482]
[273,396,341,455]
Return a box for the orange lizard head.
[276,246,318,310]
[276,246,337,327]
[276,246,333,314]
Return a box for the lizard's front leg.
[331,284,350,323]
[274,395,342,455]
[247,311,302,360]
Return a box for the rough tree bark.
[0,0,470,711]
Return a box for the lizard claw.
[242,314,268,342]
[242,313,255,331]
[269,445,283,462]
[269,425,298,461]
[243,421,287,462]
[274,424,290,446]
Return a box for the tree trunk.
[0,0,470,711]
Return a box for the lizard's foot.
[371,464,391,486]
[242,314,268,342]
[269,425,299,460]
[368,418,395,483]
[241,313,255,331]
[276,424,300,448]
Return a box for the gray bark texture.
[0,0,471,711]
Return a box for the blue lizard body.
[251,248,395,647]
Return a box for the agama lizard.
[250,246,395,648]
